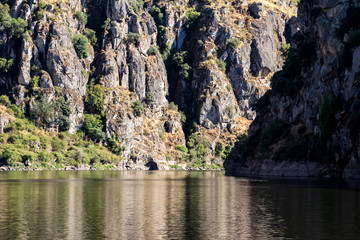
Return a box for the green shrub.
[172,51,191,79]
[168,102,178,111]
[38,150,53,163]
[0,95,11,106]
[56,96,72,117]
[72,34,89,59]
[86,84,105,114]
[0,58,13,73]
[145,92,155,105]
[148,46,159,55]
[51,137,66,152]
[31,97,55,127]
[180,111,186,124]
[227,38,241,50]
[87,128,105,142]
[280,43,291,57]
[107,139,124,155]
[185,8,200,29]
[36,10,44,21]
[38,1,47,9]
[127,32,141,44]
[75,11,88,26]
[132,100,144,116]
[216,59,226,72]
[83,114,103,132]
[0,3,27,38]
[176,145,188,154]
[85,28,97,46]
[29,75,39,92]
[58,115,71,132]
[2,145,21,166]
[150,6,163,24]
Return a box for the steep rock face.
[225,0,360,178]
[0,0,296,166]
[155,0,296,158]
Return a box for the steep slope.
[225,0,360,178]
[0,0,296,169]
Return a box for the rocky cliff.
[225,0,360,178]
[0,0,296,169]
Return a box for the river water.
[0,171,359,240]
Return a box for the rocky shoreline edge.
[0,161,224,172]
[224,159,360,179]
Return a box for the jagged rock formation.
[0,0,296,167]
[225,0,360,178]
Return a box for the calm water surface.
[0,171,359,240]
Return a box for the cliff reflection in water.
[0,171,359,239]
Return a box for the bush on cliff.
[73,34,89,59]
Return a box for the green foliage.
[75,11,88,26]
[150,5,164,25]
[227,38,241,50]
[51,137,66,152]
[107,139,124,155]
[130,0,144,12]
[38,1,47,10]
[38,150,53,163]
[0,7,28,39]
[176,145,188,154]
[85,28,97,46]
[56,96,72,117]
[185,8,200,29]
[102,18,112,31]
[58,115,71,132]
[86,84,105,114]
[280,43,291,57]
[148,46,159,55]
[36,10,44,21]
[215,142,226,159]
[83,114,103,132]
[168,102,178,111]
[216,59,226,72]
[0,58,13,73]
[145,92,155,105]
[1,145,21,166]
[132,100,144,116]
[29,75,39,92]
[83,114,105,142]
[180,111,186,124]
[31,97,55,127]
[127,32,141,44]
[87,128,105,142]
[172,51,191,79]
[72,34,89,59]
[0,95,11,106]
